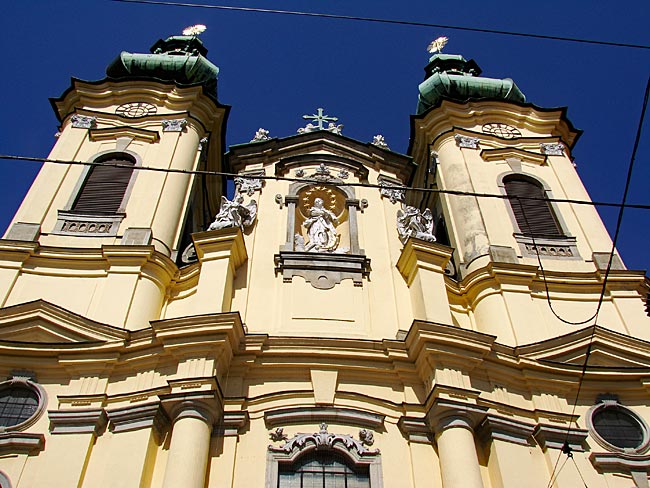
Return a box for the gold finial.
[427,36,449,54]
[182,24,207,36]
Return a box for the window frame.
[587,399,650,454]
[497,172,579,259]
[0,376,47,432]
[266,426,383,488]
[54,149,142,237]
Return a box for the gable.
[0,300,128,344]
[517,326,650,368]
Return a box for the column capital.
[427,398,487,435]
[160,391,221,427]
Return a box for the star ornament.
[427,36,449,54]
[182,24,207,36]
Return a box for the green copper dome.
[417,54,525,114]
[106,35,219,97]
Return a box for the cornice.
[0,242,179,283]
[227,131,415,184]
[89,126,160,144]
[409,98,581,159]
[51,78,228,130]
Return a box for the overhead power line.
[109,0,650,50]
[544,75,650,488]
[2,153,650,211]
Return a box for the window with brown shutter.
[71,153,136,214]
[504,175,564,237]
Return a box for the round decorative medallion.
[115,102,157,118]
[481,123,521,139]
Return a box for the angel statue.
[208,195,257,232]
[303,198,340,252]
[396,205,436,244]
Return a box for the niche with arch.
[274,180,370,290]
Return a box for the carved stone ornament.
[371,134,390,149]
[250,128,271,142]
[314,163,332,181]
[198,137,209,151]
[295,169,306,178]
[359,429,375,446]
[207,195,257,232]
[396,205,436,244]
[379,180,406,204]
[269,423,379,456]
[270,427,289,442]
[540,143,565,156]
[71,115,97,129]
[162,119,188,132]
[234,171,265,196]
[337,169,350,179]
[454,134,480,149]
[181,243,197,264]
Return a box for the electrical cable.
[546,453,570,488]
[108,0,650,50]
[1,154,650,211]
[570,455,589,488]
[544,75,650,488]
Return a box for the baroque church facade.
[0,30,649,488]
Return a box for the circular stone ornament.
[587,401,650,453]
[115,102,157,118]
[481,123,522,139]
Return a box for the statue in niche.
[302,197,340,252]
[208,195,257,232]
[396,205,436,244]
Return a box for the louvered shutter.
[504,177,563,237]
[72,155,135,214]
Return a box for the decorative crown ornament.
[427,36,449,54]
[182,24,207,36]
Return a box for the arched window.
[71,153,136,214]
[278,452,370,488]
[503,175,563,237]
[267,424,382,488]
[55,151,139,236]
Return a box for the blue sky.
[0,0,648,271]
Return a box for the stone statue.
[303,198,340,252]
[396,205,436,244]
[208,195,257,232]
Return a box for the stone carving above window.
[540,143,565,156]
[396,205,436,244]
[71,115,97,129]
[162,118,187,132]
[455,134,480,149]
[208,196,257,232]
[269,423,379,456]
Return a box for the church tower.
[0,31,648,488]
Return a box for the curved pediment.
[516,326,650,368]
[0,300,128,344]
